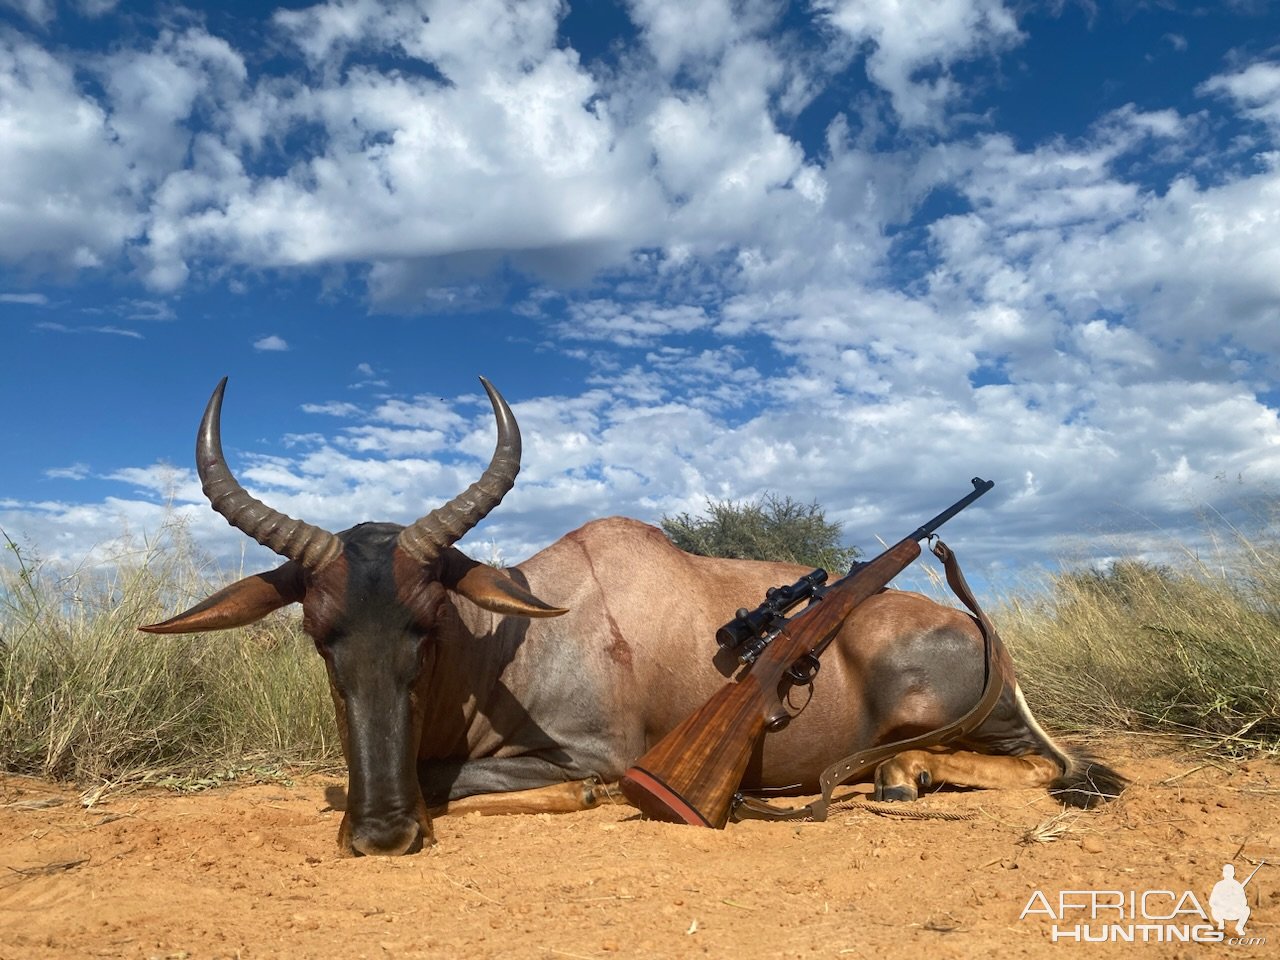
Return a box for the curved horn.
[397,377,520,565]
[197,378,342,570]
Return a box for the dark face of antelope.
[140,378,565,857]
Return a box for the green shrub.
[661,493,860,572]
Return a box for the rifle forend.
[620,478,994,828]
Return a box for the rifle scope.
[715,568,828,663]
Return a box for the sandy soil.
[1,739,1276,960]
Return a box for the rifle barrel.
[910,477,994,541]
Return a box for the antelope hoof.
[875,782,918,802]
[873,759,920,802]
[581,775,611,807]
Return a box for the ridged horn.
[397,377,520,566]
[197,378,342,570]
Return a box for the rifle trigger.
[786,653,821,685]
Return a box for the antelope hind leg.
[430,777,619,817]
[874,748,1062,802]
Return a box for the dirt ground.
[0,738,1276,960]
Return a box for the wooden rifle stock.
[620,478,994,827]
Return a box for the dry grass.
[0,522,338,786]
[998,516,1280,754]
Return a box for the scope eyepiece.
[715,613,762,650]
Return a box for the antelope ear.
[440,548,568,618]
[139,562,306,634]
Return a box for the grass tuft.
[0,521,338,787]
[998,517,1280,755]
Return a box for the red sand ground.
[1,738,1276,959]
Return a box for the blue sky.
[2,0,1279,593]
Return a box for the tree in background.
[660,494,860,572]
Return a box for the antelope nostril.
[350,816,424,857]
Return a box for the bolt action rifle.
[620,478,997,828]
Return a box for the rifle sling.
[732,538,1007,823]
